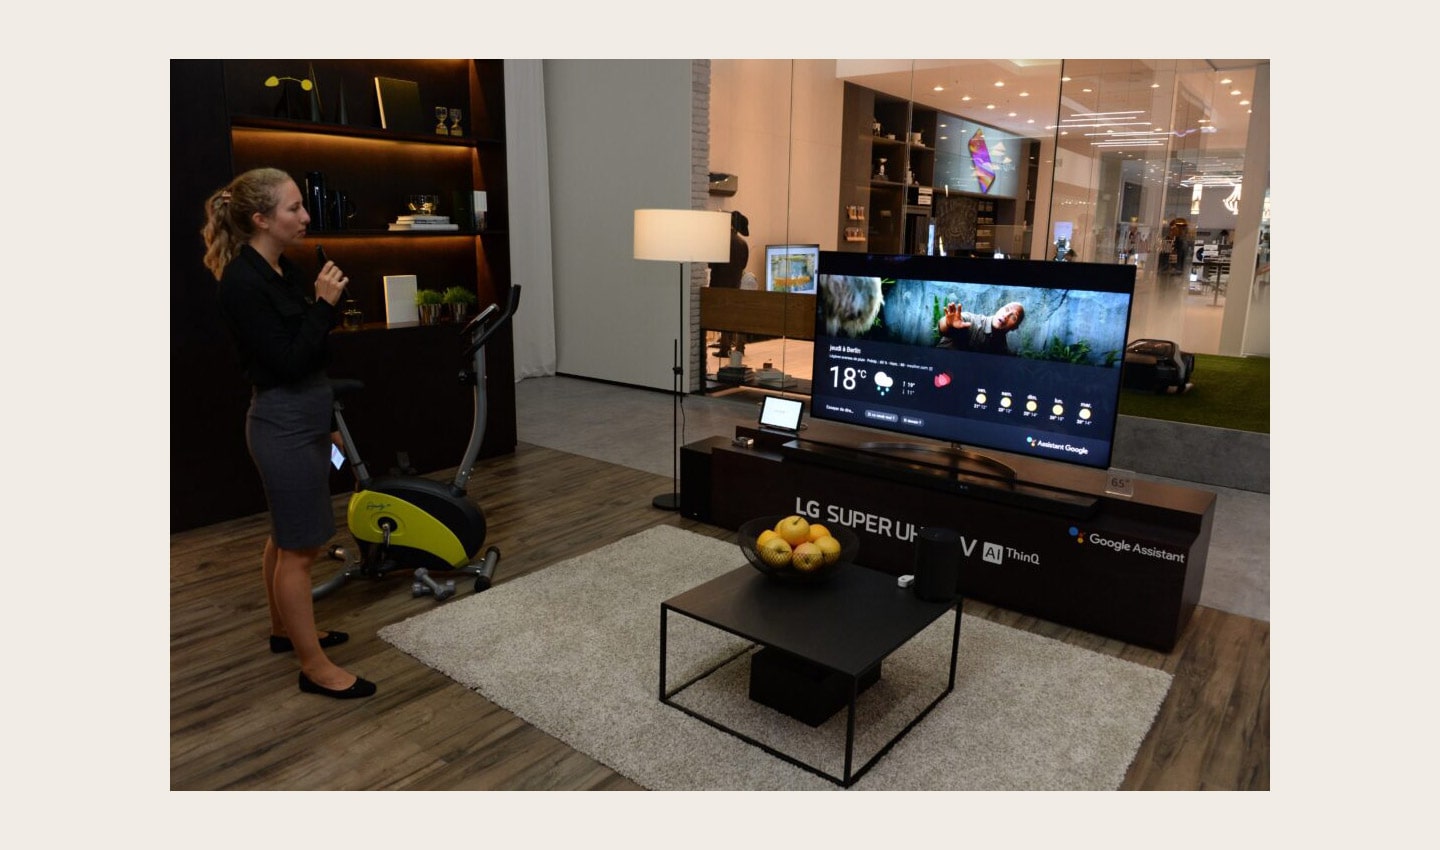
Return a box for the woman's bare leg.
[272,544,354,690]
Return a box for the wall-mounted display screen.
[765,244,820,293]
[810,252,1136,471]
[933,117,1024,198]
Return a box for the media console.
[680,418,1215,652]
[777,438,1101,519]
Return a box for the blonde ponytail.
[201,167,293,280]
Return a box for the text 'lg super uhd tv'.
[809,252,1136,473]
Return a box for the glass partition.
[704,58,1267,399]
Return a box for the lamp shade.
[633,209,732,263]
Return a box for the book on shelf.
[374,77,426,134]
[388,222,460,231]
[383,274,419,325]
[395,215,452,223]
[716,365,754,384]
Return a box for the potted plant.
[415,288,444,325]
[442,286,478,323]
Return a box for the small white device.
[758,396,804,434]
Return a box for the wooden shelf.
[699,289,815,340]
[229,115,497,146]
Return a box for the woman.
[201,167,376,699]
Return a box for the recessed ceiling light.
[933,85,944,92]
[986,104,995,109]
[994,81,1004,87]
[1221,78,1232,85]
[1230,89,1242,96]
[1239,99,1251,106]
[1019,91,1029,97]
[1083,87,1093,93]
[1008,112,1017,117]
[961,95,972,102]
[1151,83,1160,88]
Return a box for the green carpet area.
[1118,354,1269,434]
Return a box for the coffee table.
[659,561,961,787]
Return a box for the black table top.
[662,563,954,678]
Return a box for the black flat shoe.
[270,631,349,653]
[298,671,377,699]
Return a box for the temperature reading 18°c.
[828,365,867,390]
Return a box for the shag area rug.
[379,525,1172,790]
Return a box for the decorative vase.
[448,303,469,323]
[418,304,442,326]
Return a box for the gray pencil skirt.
[246,373,336,550]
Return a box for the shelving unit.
[170,59,516,531]
[974,199,995,252]
[837,82,1037,258]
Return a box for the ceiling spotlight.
[933,85,944,92]
[994,80,1004,87]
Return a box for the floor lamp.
[634,208,732,511]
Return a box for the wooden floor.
[170,442,1269,791]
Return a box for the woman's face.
[255,180,310,246]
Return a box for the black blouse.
[217,244,338,390]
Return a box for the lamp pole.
[633,209,732,513]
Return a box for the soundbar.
[779,439,1100,519]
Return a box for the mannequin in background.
[707,210,750,359]
[1168,218,1191,276]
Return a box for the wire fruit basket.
[737,515,858,583]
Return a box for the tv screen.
[765,244,819,292]
[809,253,1136,471]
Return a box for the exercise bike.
[314,286,521,601]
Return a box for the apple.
[813,535,842,565]
[807,523,831,543]
[757,535,793,567]
[774,515,811,547]
[792,542,825,572]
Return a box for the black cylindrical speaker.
[305,171,328,231]
[913,526,963,602]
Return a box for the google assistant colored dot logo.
[1068,525,1084,543]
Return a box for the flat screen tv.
[809,252,1136,473]
[765,244,820,293]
